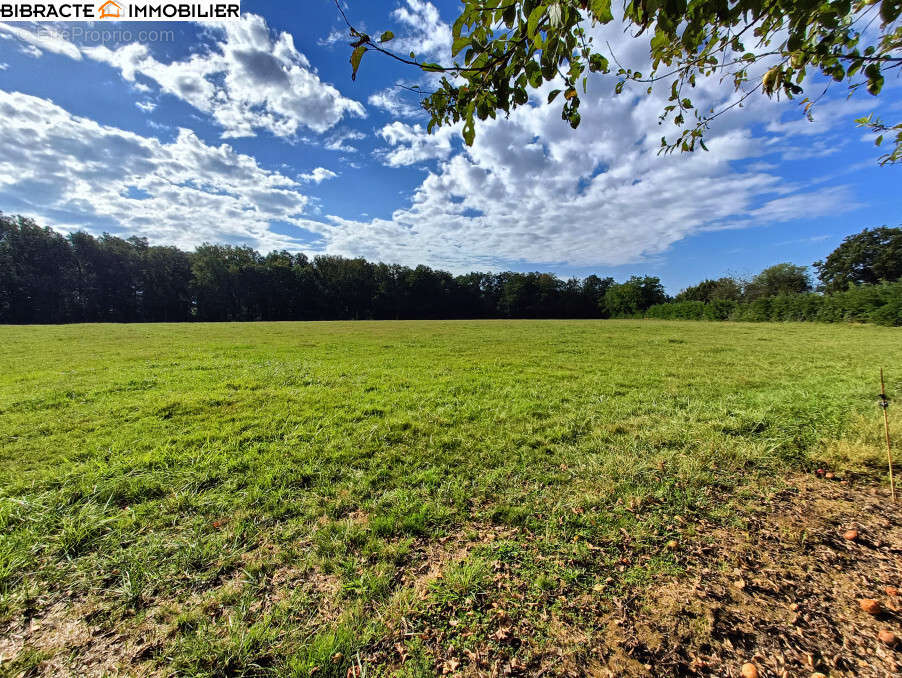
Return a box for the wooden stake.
[880,368,896,502]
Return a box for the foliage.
[675,277,743,303]
[646,299,738,320]
[647,281,902,326]
[744,263,812,300]
[341,0,902,158]
[1,320,899,673]
[603,275,668,316]
[3,216,902,327]
[0,214,76,323]
[814,225,902,292]
[0,216,616,323]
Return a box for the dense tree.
[3,216,900,325]
[312,255,376,320]
[581,274,615,316]
[676,277,743,303]
[0,214,76,324]
[814,226,902,293]
[342,0,902,160]
[142,245,194,322]
[744,263,812,300]
[603,275,668,316]
[67,233,147,322]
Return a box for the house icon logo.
[98,0,121,18]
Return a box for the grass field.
[0,320,899,677]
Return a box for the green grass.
[0,320,899,676]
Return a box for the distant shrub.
[646,301,704,319]
[645,282,902,326]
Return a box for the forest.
[1,213,900,325]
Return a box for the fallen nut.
[843,529,859,541]
[666,539,678,550]
[878,629,897,646]
[740,663,759,678]
[886,585,899,597]
[859,598,883,615]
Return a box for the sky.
[0,1,899,293]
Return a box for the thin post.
[880,368,896,502]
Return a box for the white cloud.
[1,14,365,139]
[135,100,156,113]
[317,28,346,47]
[18,43,42,58]
[0,89,316,252]
[86,15,366,138]
[376,121,457,166]
[310,15,867,271]
[298,167,338,183]
[325,128,366,152]
[0,23,83,60]
[0,7,879,273]
[0,63,8,70]
[390,0,451,61]
[368,86,425,119]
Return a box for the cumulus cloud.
[325,128,366,153]
[368,86,426,119]
[0,89,315,252]
[298,167,338,183]
[87,15,366,138]
[376,121,457,166]
[390,0,451,61]
[317,28,346,47]
[0,6,878,272]
[0,22,83,60]
[0,14,365,139]
[313,15,867,270]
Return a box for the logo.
[0,0,240,21]
[98,0,120,18]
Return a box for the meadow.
[0,320,899,677]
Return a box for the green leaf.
[525,60,542,88]
[452,13,466,40]
[527,5,545,38]
[589,0,613,23]
[462,117,476,146]
[547,89,562,103]
[880,0,901,23]
[588,53,608,73]
[379,31,394,43]
[350,45,367,81]
[452,36,470,57]
[502,4,516,28]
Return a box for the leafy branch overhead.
[339,0,902,162]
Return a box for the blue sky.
[0,1,899,293]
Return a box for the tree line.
[1,213,900,325]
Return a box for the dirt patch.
[4,478,900,677]
[0,600,162,678]
[598,475,902,677]
[364,476,902,677]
